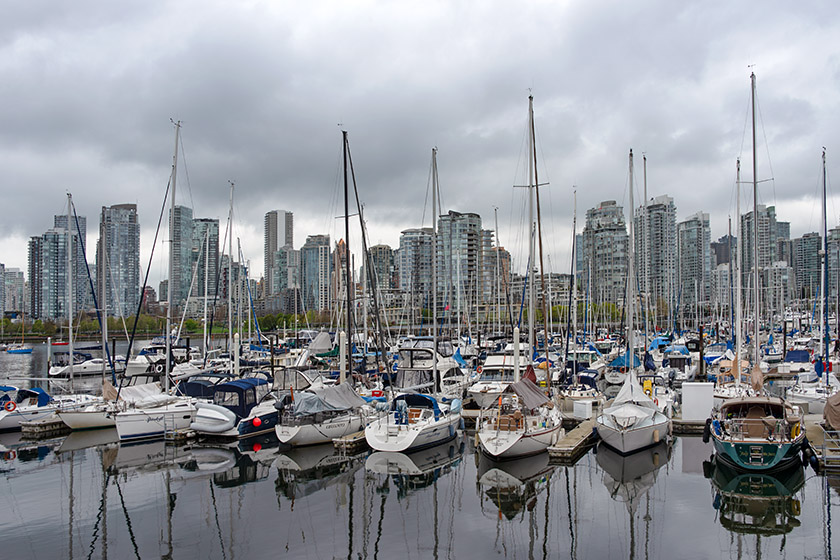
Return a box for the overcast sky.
[2,1,839,287]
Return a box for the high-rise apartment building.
[300,234,331,312]
[192,218,219,298]
[792,232,821,299]
[96,204,140,317]
[581,201,628,305]
[264,210,293,296]
[367,244,396,293]
[169,205,193,306]
[437,211,489,317]
[4,267,25,314]
[635,195,677,313]
[677,212,712,308]
[28,214,88,320]
[397,227,434,305]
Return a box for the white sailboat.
[114,121,196,441]
[476,377,562,458]
[596,149,671,455]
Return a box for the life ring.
[477,366,483,374]
[154,363,164,374]
[619,367,628,373]
[653,397,659,408]
[791,499,801,516]
[791,423,800,439]
[3,450,15,461]
[4,401,16,412]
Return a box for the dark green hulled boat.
[708,396,805,472]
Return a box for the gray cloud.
[1,0,839,283]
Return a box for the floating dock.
[547,419,596,464]
[803,413,840,472]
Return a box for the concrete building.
[4,267,24,314]
[170,205,194,306]
[437,210,490,318]
[397,227,434,309]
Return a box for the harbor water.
[1,347,839,559]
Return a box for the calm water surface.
[1,348,838,559]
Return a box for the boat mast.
[166,121,180,392]
[203,229,209,356]
[227,181,234,362]
[494,206,501,334]
[643,154,649,340]
[822,148,829,385]
[343,130,353,383]
[67,192,74,388]
[527,97,536,355]
[432,148,440,393]
[572,190,578,375]
[531,95,551,370]
[751,72,760,367]
[736,159,743,387]
[627,149,636,372]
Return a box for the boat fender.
[702,418,712,443]
[653,429,660,443]
[702,460,713,479]
[449,398,462,414]
[3,450,16,461]
[4,401,16,412]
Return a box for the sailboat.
[707,73,806,471]
[596,149,672,455]
[787,149,839,414]
[5,313,31,354]
[114,121,197,441]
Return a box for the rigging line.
[178,130,196,212]
[120,174,171,400]
[752,86,778,206]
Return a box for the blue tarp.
[647,336,671,352]
[609,353,641,368]
[393,393,442,421]
[644,352,656,371]
[785,350,811,363]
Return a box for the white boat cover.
[308,331,333,354]
[601,372,657,426]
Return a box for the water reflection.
[274,443,365,502]
[477,450,555,520]
[365,432,465,499]
[704,455,805,536]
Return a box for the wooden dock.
[672,417,706,435]
[20,414,71,439]
[547,419,596,465]
[334,430,369,454]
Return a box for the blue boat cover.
[785,350,810,363]
[393,393,441,420]
[609,353,641,368]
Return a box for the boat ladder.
[821,428,840,471]
[163,413,177,441]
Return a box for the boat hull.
[596,414,670,455]
[365,413,460,453]
[478,423,561,459]
[711,434,803,472]
[276,413,363,446]
[57,409,115,430]
[114,401,196,441]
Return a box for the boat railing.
[719,417,793,441]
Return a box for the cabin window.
[244,389,256,406]
[215,391,239,407]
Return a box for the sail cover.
[505,378,550,409]
[293,383,366,416]
[824,391,840,431]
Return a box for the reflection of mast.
[565,467,576,560]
